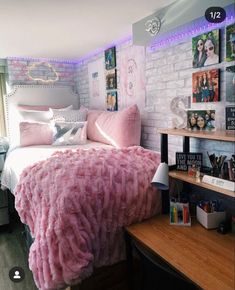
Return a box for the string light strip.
[148,4,235,52]
[7,4,234,65]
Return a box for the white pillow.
[51,109,87,122]
[52,121,87,145]
[18,110,53,123]
[49,105,73,113]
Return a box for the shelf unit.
[169,170,234,198]
[158,129,235,212]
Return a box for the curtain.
[0,73,6,136]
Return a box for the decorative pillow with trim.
[51,109,87,122]
[52,121,87,146]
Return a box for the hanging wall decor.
[88,58,106,109]
[106,69,117,90]
[226,106,235,130]
[192,69,219,103]
[106,91,118,111]
[27,62,59,83]
[192,29,220,68]
[105,47,116,70]
[226,65,235,102]
[119,46,145,109]
[226,23,235,62]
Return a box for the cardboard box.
[196,206,226,229]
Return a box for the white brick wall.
[75,27,235,166]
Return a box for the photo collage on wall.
[190,24,235,131]
[105,47,118,111]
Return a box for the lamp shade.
[151,162,169,190]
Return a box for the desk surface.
[126,215,235,290]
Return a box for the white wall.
[75,26,234,166]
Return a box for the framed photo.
[187,110,215,131]
[226,24,235,62]
[106,69,117,90]
[226,65,235,102]
[226,106,235,130]
[176,152,203,171]
[192,69,219,103]
[105,47,116,70]
[106,91,118,111]
[192,29,220,68]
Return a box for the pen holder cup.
[196,206,226,229]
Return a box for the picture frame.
[225,106,235,130]
[192,29,220,68]
[106,69,117,90]
[226,24,235,62]
[176,152,203,171]
[187,110,215,131]
[192,69,219,103]
[226,65,235,102]
[105,47,116,70]
[106,91,118,111]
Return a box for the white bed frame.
[4,85,79,143]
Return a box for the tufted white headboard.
[4,85,79,144]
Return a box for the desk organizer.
[170,201,191,226]
[196,206,226,229]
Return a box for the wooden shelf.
[169,170,235,198]
[158,128,235,142]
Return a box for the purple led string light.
[148,4,235,52]
[76,34,132,66]
[7,56,78,64]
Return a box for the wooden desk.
[125,215,234,290]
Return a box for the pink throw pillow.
[20,122,53,147]
[87,105,141,148]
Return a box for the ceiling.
[0,0,176,61]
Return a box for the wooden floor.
[0,216,38,290]
[0,215,141,290]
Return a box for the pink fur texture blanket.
[14,146,161,290]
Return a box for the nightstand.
[0,151,9,226]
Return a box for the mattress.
[1,141,113,192]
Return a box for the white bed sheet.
[1,141,113,192]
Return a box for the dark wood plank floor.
[0,214,141,290]
[0,216,38,290]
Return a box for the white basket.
[196,206,226,229]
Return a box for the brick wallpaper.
[6,27,234,167]
[7,59,76,89]
[75,28,234,166]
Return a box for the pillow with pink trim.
[87,105,141,148]
[20,122,53,147]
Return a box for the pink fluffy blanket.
[14,146,161,290]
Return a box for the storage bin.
[196,206,226,229]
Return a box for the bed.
[1,85,161,290]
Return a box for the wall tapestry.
[192,69,219,103]
[192,29,220,68]
[119,46,145,109]
[88,58,106,109]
